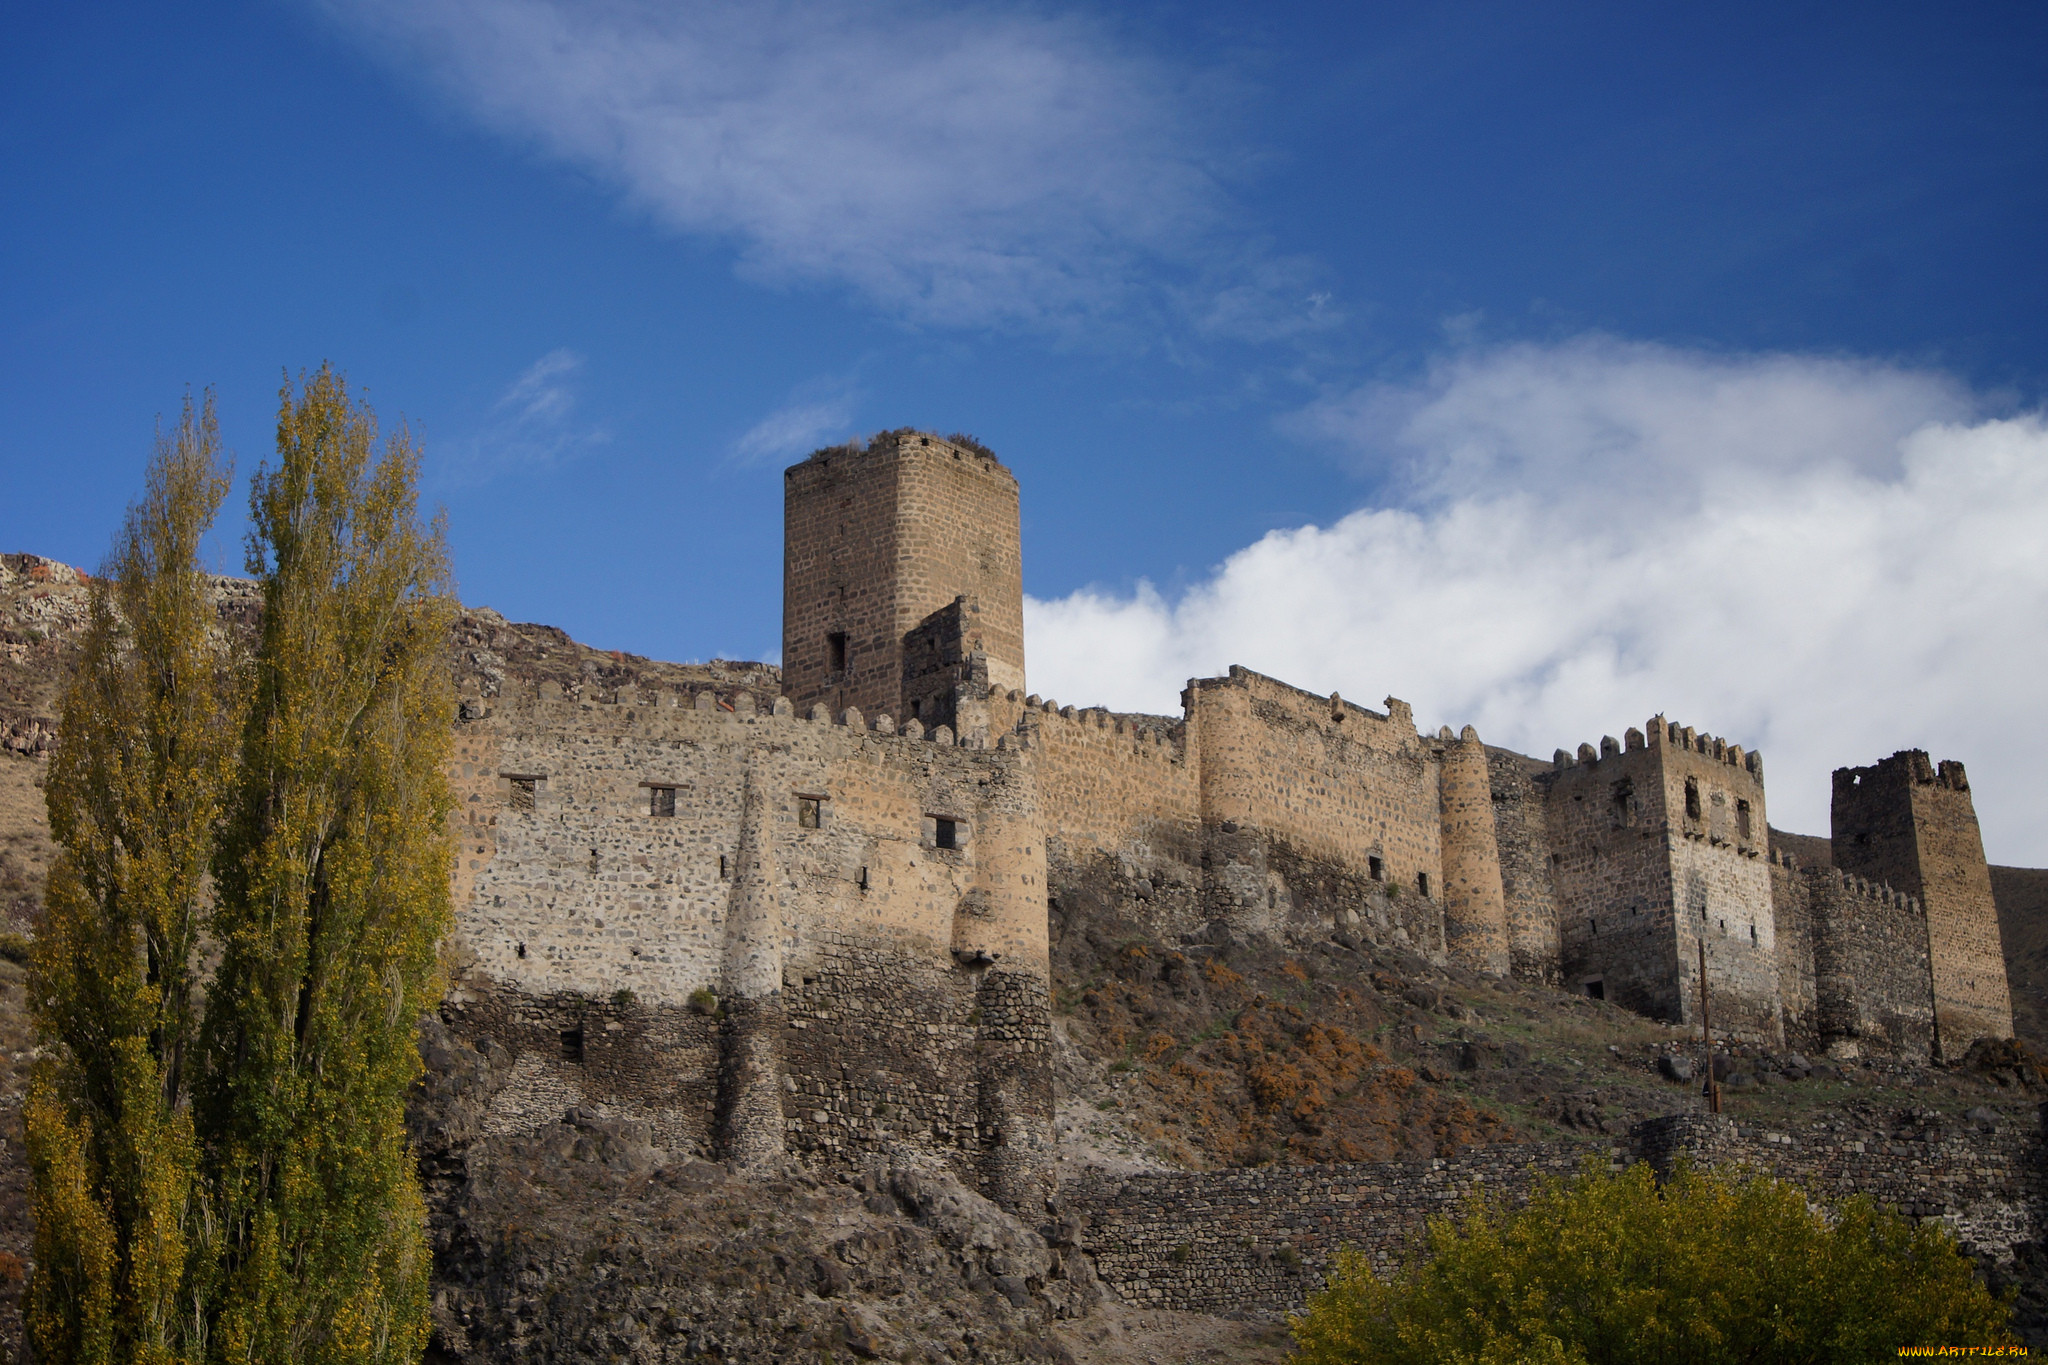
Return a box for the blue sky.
[4,1,2047,857]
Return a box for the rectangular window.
[1610,778,1635,829]
[1416,871,1431,898]
[508,776,537,812]
[827,631,848,674]
[1736,798,1752,841]
[1368,855,1384,881]
[719,854,731,880]
[798,796,822,829]
[857,865,870,892]
[559,1028,585,1064]
[649,785,676,817]
[934,817,958,850]
[1684,777,1702,821]
[1585,980,1605,1001]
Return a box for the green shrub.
[1290,1160,2013,1365]
[687,986,718,1016]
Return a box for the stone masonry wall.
[1487,748,1563,985]
[1069,1109,2044,1315]
[1803,866,1937,1060]
[442,675,1056,1200]
[1187,668,1442,899]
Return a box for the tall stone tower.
[1832,750,2011,1055]
[782,430,1025,724]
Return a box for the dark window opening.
[1585,980,1605,1001]
[719,854,731,880]
[1736,799,1752,841]
[1750,923,1759,944]
[1610,778,1635,829]
[827,632,848,674]
[509,776,537,812]
[1589,916,1598,936]
[587,848,599,874]
[1368,855,1384,881]
[798,797,822,829]
[934,817,958,850]
[649,785,676,817]
[1416,872,1431,898]
[1550,852,1563,867]
[858,866,870,891]
[515,941,526,959]
[1684,778,1702,821]
[559,1028,585,1064]
[910,698,922,719]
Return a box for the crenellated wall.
[444,676,1054,1204]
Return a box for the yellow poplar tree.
[27,393,237,1365]
[196,364,454,1365]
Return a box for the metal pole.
[1698,935,1721,1115]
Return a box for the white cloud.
[439,348,609,484]
[314,0,1235,329]
[1026,339,2048,863]
[732,379,859,465]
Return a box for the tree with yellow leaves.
[196,363,455,1365]
[29,366,455,1365]
[28,392,238,1365]
[1289,1159,2014,1365]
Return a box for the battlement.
[1551,715,1761,777]
[468,676,1037,757]
[1802,863,1923,917]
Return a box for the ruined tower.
[782,431,1025,727]
[1832,750,2010,1054]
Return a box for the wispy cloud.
[439,348,609,484]
[314,0,1246,331]
[1026,338,2048,862]
[732,378,860,465]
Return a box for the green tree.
[26,392,237,1365]
[195,364,456,1365]
[1289,1159,2014,1365]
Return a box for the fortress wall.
[1071,1112,2043,1315]
[1487,748,1563,984]
[444,680,1054,1195]
[1010,695,1201,867]
[1187,668,1441,892]
[1834,752,2012,1051]
[1802,866,1936,1060]
[1770,856,1818,1048]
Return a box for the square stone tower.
[782,430,1024,723]
[1832,750,2011,1054]
[1545,720,1777,1039]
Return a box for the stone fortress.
[442,427,2013,1218]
